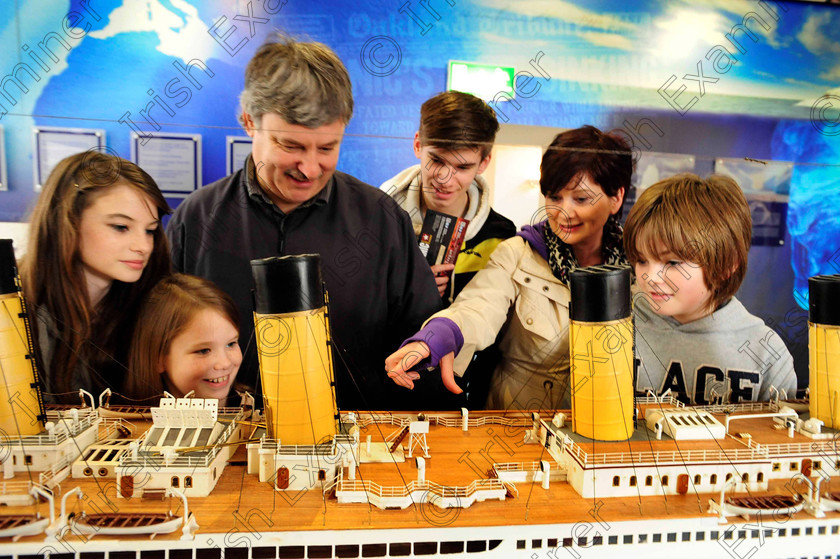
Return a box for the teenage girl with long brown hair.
[21,151,171,402]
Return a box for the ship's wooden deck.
[718,414,837,445]
[571,411,833,453]
[2,410,839,545]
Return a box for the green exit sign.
[447,61,516,102]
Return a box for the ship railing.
[636,395,685,408]
[194,440,223,465]
[433,416,461,428]
[433,416,532,428]
[260,439,337,456]
[461,479,505,495]
[492,461,542,472]
[562,438,589,463]
[52,408,98,433]
[218,406,246,415]
[583,447,765,465]
[15,411,98,447]
[336,477,506,500]
[353,413,411,428]
[333,434,358,447]
[211,416,241,447]
[426,478,504,500]
[120,448,220,468]
[0,480,35,496]
[98,417,134,440]
[322,466,343,494]
[39,456,72,489]
[353,413,532,430]
[134,429,154,449]
[695,402,772,414]
[560,436,765,466]
[98,404,152,416]
[728,436,839,458]
[744,437,763,451]
[121,432,231,468]
[45,407,97,422]
[336,479,394,498]
[762,441,840,456]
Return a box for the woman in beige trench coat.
[385,125,634,410]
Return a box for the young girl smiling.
[125,274,243,403]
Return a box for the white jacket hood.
[381,164,492,242]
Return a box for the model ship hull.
[3,246,838,556]
[3,509,839,557]
[1,405,838,558]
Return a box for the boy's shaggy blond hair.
[623,173,752,312]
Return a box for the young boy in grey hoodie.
[624,173,797,404]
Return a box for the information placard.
[633,152,696,193]
[626,151,696,210]
[131,133,202,196]
[226,136,252,176]
[714,157,793,195]
[0,125,7,191]
[715,157,792,246]
[33,127,106,190]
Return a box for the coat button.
[543,285,549,292]
[524,277,531,283]
[526,318,534,325]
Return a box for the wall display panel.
[715,158,793,195]
[0,125,6,191]
[633,153,696,194]
[715,157,793,246]
[131,133,202,197]
[32,127,105,190]
[626,152,697,209]
[226,136,252,176]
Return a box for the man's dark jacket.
[167,158,442,410]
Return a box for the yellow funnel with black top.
[251,254,338,445]
[0,239,45,436]
[569,264,634,441]
[809,274,840,429]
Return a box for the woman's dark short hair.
[540,125,634,216]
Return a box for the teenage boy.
[381,91,516,407]
[382,91,516,305]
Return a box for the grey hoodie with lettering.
[634,294,797,404]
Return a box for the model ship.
[1,243,839,558]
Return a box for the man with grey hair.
[167,35,441,410]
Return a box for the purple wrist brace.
[399,317,464,370]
